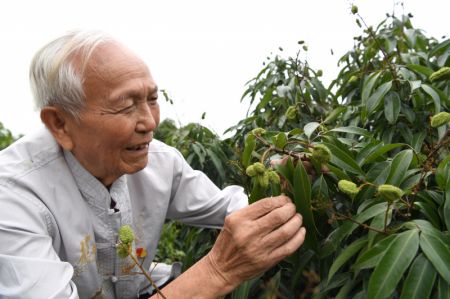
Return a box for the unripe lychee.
[377,184,404,201]
[312,144,332,164]
[431,112,450,128]
[118,225,135,245]
[429,67,450,82]
[252,162,266,174]
[246,165,257,177]
[316,70,323,77]
[256,171,270,189]
[338,180,360,196]
[351,5,358,14]
[251,128,266,136]
[348,75,358,84]
[116,243,130,258]
[268,170,280,185]
[285,106,298,120]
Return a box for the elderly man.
[0,31,305,298]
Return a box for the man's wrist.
[201,253,236,296]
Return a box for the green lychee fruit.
[377,184,404,201]
[118,225,135,245]
[338,180,360,196]
[429,67,450,82]
[431,112,450,128]
[312,144,332,164]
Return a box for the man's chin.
[124,158,149,174]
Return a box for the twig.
[129,253,167,299]
[426,130,450,161]
[335,213,388,234]
[356,14,399,86]
[254,134,306,161]
[383,203,391,233]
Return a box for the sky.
[0,0,448,137]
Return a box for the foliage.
[154,120,232,270]
[0,121,16,150]
[158,9,450,299]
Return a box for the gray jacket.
[0,127,247,298]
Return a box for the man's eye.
[147,98,158,106]
[117,105,136,114]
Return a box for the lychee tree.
[221,8,449,299]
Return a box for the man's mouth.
[126,143,149,151]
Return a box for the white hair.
[29,30,113,117]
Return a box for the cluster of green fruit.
[246,162,280,189]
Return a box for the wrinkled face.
[65,42,160,186]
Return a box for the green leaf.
[385,149,413,186]
[405,64,434,77]
[436,276,450,299]
[405,219,448,241]
[323,142,364,175]
[205,148,225,180]
[323,106,346,124]
[242,134,255,168]
[436,154,450,190]
[311,77,328,101]
[326,164,351,181]
[293,161,318,250]
[191,142,205,166]
[274,157,295,189]
[365,161,391,185]
[400,253,437,299]
[356,142,382,165]
[413,201,441,228]
[272,132,287,149]
[230,276,260,299]
[367,211,391,247]
[421,84,441,114]
[420,231,450,284]
[362,143,405,165]
[429,39,450,56]
[328,236,368,282]
[329,126,371,138]
[445,176,450,231]
[353,234,397,270]
[384,91,401,124]
[362,71,382,105]
[256,86,274,110]
[367,81,392,114]
[335,279,358,299]
[368,229,419,299]
[304,122,321,139]
[411,131,427,153]
[321,203,388,257]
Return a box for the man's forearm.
[150,255,231,299]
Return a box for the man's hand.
[205,195,306,294]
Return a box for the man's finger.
[270,226,306,260]
[240,195,291,220]
[253,202,297,234]
[261,213,303,249]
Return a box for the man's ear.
[40,106,75,151]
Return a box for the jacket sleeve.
[0,187,79,299]
[165,149,248,229]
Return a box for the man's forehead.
[87,42,147,70]
[83,42,153,84]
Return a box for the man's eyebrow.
[114,85,159,102]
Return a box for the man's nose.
[135,102,156,133]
